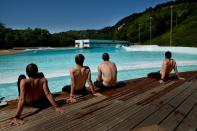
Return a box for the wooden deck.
[0,71,197,131]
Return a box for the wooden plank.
[69,104,146,131]
[4,96,107,131]
[137,80,186,105]
[49,92,149,130]
[159,82,197,131]
[82,82,175,131]
[104,78,157,101]
[175,104,197,131]
[109,81,196,131]
[120,81,174,101]
[34,78,157,130]
[64,81,175,131]
[134,82,195,129]
[0,107,40,130]
[14,79,159,131]
[93,105,153,131]
[0,107,38,122]
[10,83,151,131]
[131,125,165,131]
[14,78,195,131]
[118,81,160,101]
[0,71,196,131]
[131,81,196,131]
[30,100,122,131]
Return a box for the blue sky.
[0,0,171,33]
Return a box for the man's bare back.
[148,51,185,84]
[69,66,90,90]
[98,61,117,86]
[11,64,63,126]
[159,51,185,83]
[23,78,46,103]
[160,59,175,77]
[96,53,117,88]
[69,54,102,103]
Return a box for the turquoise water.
[0,46,197,100]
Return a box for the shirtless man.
[68,54,101,103]
[148,51,185,83]
[11,63,63,126]
[94,53,117,90]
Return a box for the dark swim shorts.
[147,71,169,80]
[94,81,114,92]
[62,85,89,95]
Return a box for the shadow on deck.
[0,71,197,131]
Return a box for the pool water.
[0,46,197,100]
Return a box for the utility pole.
[138,24,140,44]
[150,17,152,45]
[170,5,173,47]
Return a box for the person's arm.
[42,78,63,113]
[114,63,118,82]
[70,68,75,97]
[87,69,102,96]
[160,60,166,83]
[174,61,180,78]
[11,80,26,125]
[173,61,185,80]
[87,69,96,94]
[69,68,77,102]
[97,65,102,82]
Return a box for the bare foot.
[68,97,77,103]
[55,107,64,113]
[159,79,164,84]
[93,92,103,97]
[179,77,186,80]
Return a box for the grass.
[152,15,197,47]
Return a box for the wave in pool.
[117,60,197,71]
[1,60,197,84]
[122,45,197,55]
[24,47,76,51]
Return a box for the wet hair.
[75,54,85,65]
[102,53,110,61]
[17,74,26,96]
[38,72,45,78]
[165,51,172,59]
[26,63,38,78]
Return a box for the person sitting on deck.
[148,51,185,83]
[63,54,102,103]
[94,53,117,91]
[11,63,63,126]
[17,72,44,98]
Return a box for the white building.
[75,39,129,48]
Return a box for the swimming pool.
[0,45,197,100]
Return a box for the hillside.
[152,14,197,47]
[101,0,197,47]
[65,0,197,47]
